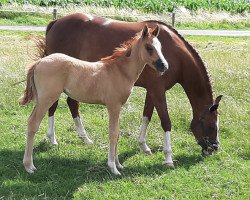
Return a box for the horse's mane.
[101,33,141,62]
[145,20,213,96]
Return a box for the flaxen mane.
[101,33,140,62]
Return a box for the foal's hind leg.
[67,97,93,144]
[24,104,50,173]
[47,101,59,145]
[138,92,154,155]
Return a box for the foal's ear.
[209,95,223,113]
[152,25,160,37]
[141,25,149,39]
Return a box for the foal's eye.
[145,45,153,55]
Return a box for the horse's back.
[45,13,185,88]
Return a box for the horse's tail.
[34,19,57,59]
[20,61,39,105]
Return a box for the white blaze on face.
[152,37,169,69]
[216,118,220,143]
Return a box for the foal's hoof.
[162,161,175,169]
[24,165,37,174]
[108,163,121,175]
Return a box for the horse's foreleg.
[150,92,174,167]
[107,105,122,175]
[67,97,93,144]
[23,104,48,173]
[47,101,59,145]
[138,92,154,154]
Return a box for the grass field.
[0,31,249,199]
[2,0,250,13]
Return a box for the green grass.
[2,0,250,13]
[0,31,249,199]
[0,10,249,30]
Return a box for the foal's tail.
[20,61,39,105]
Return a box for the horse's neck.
[181,64,214,119]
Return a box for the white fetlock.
[163,150,174,168]
[74,117,93,145]
[115,160,124,169]
[108,161,121,175]
[47,116,58,145]
[80,136,93,145]
[47,133,58,145]
[163,131,174,168]
[139,141,152,155]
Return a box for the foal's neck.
[111,47,145,83]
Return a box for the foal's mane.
[101,33,140,62]
[145,20,213,95]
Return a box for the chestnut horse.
[38,13,222,163]
[21,25,168,175]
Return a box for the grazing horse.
[21,25,168,175]
[38,13,222,163]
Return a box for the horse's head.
[191,95,223,156]
[139,25,168,74]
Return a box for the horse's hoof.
[116,163,124,169]
[162,161,175,168]
[144,149,152,155]
[48,135,58,145]
[84,138,93,145]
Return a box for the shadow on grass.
[0,144,203,199]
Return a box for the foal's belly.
[63,87,105,105]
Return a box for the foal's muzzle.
[153,58,168,73]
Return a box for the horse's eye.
[145,45,153,55]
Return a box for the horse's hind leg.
[47,101,59,145]
[67,97,93,144]
[138,92,154,155]
[23,103,49,173]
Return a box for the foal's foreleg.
[67,97,93,144]
[107,105,122,175]
[139,92,154,154]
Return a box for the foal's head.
[137,25,168,74]
[191,95,223,156]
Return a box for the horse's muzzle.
[198,138,219,156]
[153,58,168,73]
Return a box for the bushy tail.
[20,61,39,105]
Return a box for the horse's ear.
[141,25,149,39]
[152,25,160,37]
[209,95,223,112]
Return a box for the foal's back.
[35,53,107,103]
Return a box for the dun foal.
[20,25,168,175]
